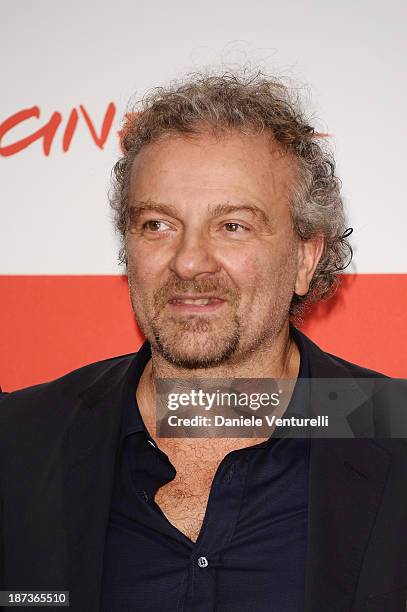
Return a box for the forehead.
[129,130,298,217]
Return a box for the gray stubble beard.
[150,312,241,369]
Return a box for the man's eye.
[142,220,170,232]
[223,222,248,232]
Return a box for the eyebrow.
[209,203,274,230]
[129,202,180,224]
[129,200,275,231]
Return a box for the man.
[0,72,406,612]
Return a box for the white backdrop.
[1,0,406,274]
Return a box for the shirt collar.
[119,339,152,442]
[290,323,310,381]
[283,323,311,419]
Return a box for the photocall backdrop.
[1,0,406,391]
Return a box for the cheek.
[127,264,157,315]
[127,244,167,287]
[222,250,267,296]
[226,245,297,303]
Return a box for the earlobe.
[294,235,324,296]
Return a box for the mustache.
[153,277,240,308]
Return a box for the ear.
[294,235,324,296]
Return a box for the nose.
[169,229,220,280]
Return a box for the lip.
[167,294,226,313]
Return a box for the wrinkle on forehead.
[129,129,300,221]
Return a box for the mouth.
[167,294,226,313]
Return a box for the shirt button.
[197,556,209,568]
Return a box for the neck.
[136,322,301,421]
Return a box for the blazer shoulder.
[0,352,137,407]
[324,351,389,379]
[293,327,390,380]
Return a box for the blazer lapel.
[61,354,141,612]
[305,437,392,610]
[299,331,393,611]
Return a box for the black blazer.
[0,330,406,612]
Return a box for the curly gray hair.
[110,70,352,320]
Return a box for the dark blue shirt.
[101,327,310,611]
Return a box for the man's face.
[126,130,306,369]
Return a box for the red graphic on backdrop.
[0,104,330,158]
[0,103,116,156]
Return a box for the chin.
[152,327,240,370]
[156,349,235,370]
